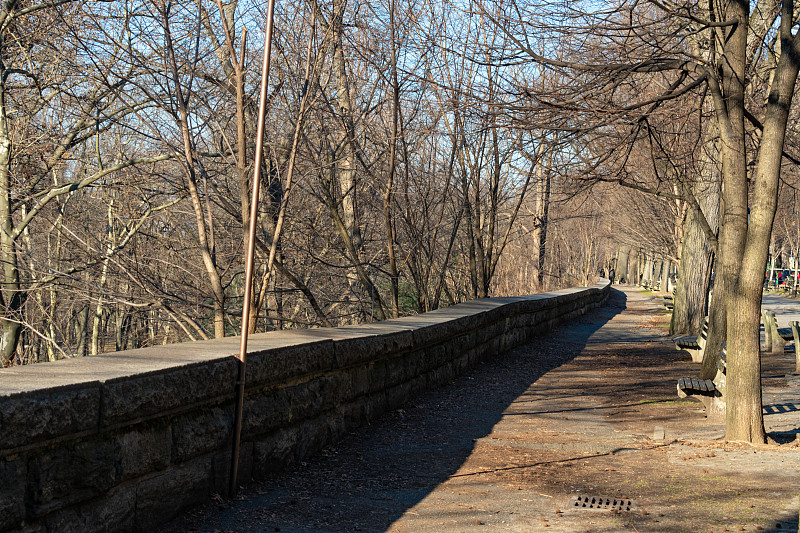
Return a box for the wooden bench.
[761,309,794,353]
[674,316,708,363]
[677,348,726,422]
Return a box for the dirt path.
[159,287,800,533]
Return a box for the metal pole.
[230,0,277,495]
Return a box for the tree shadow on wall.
[157,289,628,533]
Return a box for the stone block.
[454,353,470,374]
[135,457,212,531]
[488,336,503,356]
[472,339,495,362]
[337,398,367,429]
[409,317,473,348]
[407,374,428,398]
[115,422,171,481]
[464,347,479,366]
[519,312,539,328]
[426,343,452,368]
[45,484,136,533]
[26,438,116,517]
[243,387,291,437]
[451,330,477,355]
[365,391,387,421]
[384,355,407,388]
[0,457,26,531]
[427,365,452,388]
[389,301,501,348]
[246,340,335,387]
[475,320,506,345]
[367,360,387,393]
[172,405,232,462]
[212,442,252,494]
[252,426,300,476]
[506,329,525,349]
[318,372,351,410]
[413,346,438,374]
[4,523,44,533]
[404,351,423,381]
[347,365,371,398]
[326,409,347,442]
[284,376,334,423]
[0,385,100,451]
[294,416,330,461]
[334,330,413,367]
[532,310,553,324]
[101,358,237,427]
[386,382,411,410]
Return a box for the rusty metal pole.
[230,0,277,495]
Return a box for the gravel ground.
[158,287,800,533]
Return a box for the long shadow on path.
[158,290,629,533]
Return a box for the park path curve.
[159,287,800,533]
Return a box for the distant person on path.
[600,267,606,279]
[608,268,615,284]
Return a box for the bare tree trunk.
[616,246,630,284]
[383,0,401,317]
[660,259,671,291]
[726,11,799,441]
[75,305,89,357]
[642,253,653,287]
[115,308,128,352]
[92,201,115,354]
[627,248,637,285]
[652,259,663,289]
[672,137,721,335]
[326,0,387,319]
[532,158,550,290]
[0,58,23,364]
[161,5,226,337]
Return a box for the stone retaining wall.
[0,281,609,532]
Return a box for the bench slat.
[777,327,793,341]
[677,377,716,394]
[675,336,700,349]
[674,316,709,360]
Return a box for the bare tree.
[480,0,800,442]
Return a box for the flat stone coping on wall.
[0,286,594,398]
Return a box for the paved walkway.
[159,288,800,533]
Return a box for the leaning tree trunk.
[627,247,637,284]
[641,253,653,288]
[671,143,720,335]
[616,245,630,284]
[653,259,663,289]
[660,259,671,292]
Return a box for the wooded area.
[4,0,800,444]
[1,0,614,366]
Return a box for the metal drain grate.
[569,495,634,512]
